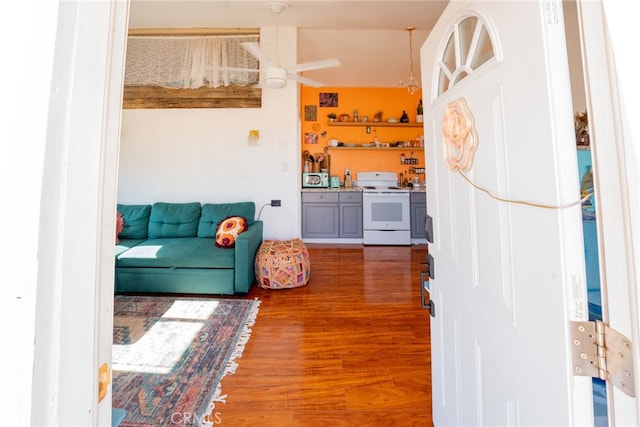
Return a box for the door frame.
[34,0,638,425]
[578,0,640,423]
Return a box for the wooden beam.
[128,28,260,37]
[123,86,262,109]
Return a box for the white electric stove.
[356,171,411,245]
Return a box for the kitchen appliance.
[357,171,411,245]
[302,172,329,188]
[330,176,340,188]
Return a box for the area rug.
[112,295,260,427]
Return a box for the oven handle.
[363,192,409,196]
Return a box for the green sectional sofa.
[115,201,263,295]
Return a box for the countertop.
[301,185,426,192]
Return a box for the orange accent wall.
[301,87,425,184]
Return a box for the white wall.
[118,27,302,240]
[0,0,58,424]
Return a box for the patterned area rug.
[112,295,260,427]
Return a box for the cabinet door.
[340,203,363,238]
[410,192,427,239]
[302,203,339,238]
[339,192,363,238]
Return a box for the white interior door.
[422,1,593,425]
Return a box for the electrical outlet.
[270,199,281,207]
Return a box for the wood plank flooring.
[217,244,433,426]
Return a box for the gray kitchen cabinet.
[339,191,362,238]
[302,192,339,238]
[410,191,427,239]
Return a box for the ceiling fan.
[235,2,341,89]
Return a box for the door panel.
[422,1,593,425]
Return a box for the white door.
[422,1,593,425]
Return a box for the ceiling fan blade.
[287,58,341,73]
[287,73,325,88]
[241,42,276,68]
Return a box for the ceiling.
[128,0,450,87]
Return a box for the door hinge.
[570,320,635,397]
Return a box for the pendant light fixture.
[405,26,421,95]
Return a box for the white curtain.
[124,35,260,88]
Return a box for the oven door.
[362,192,410,230]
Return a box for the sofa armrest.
[233,221,264,293]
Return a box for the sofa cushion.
[215,216,248,248]
[148,202,201,238]
[116,238,235,269]
[198,202,255,237]
[117,204,151,239]
[115,239,146,258]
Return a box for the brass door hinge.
[571,320,635,397]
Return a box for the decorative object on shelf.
[339,114,351,122]
[361,115,368,122]
[575,110,589,147]
[373,111,383,122]
[327,121,423,128]
[417,99,424,123]
[353,109,359,122]
[327,112,337,122]
[403,27,421,95]
[400,110,409,123]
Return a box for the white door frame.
[25,1,129,426]
[578,0,640,423]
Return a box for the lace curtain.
[124,35,260,89]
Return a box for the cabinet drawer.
[302,192,339,203]
[410,192,426,204]
[339,192,362,203]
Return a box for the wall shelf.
[328,121,423,128]
[328,146,423,151]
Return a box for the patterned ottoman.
[254,239,310,289]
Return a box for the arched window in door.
[438,15,496,96]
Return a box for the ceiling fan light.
[265,67,288,89]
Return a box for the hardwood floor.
[218,244,433,426]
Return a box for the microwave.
[302,172,329,188]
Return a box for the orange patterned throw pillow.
[215,216,248,248]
